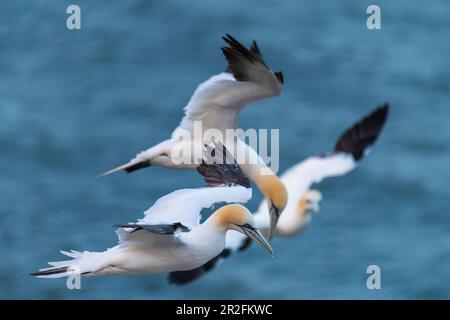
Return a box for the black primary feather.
[31,267,69,277]
[221,34,270,82]
[224,39,265,73]
[274,71,284,84]
[334,103,389,161]
[197,142,251,188]
[124,160,151,173]
[113,222,190,235]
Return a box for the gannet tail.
[99,139,175,176]
[31,250,115,278]
[99,159,151,177]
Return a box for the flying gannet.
[101,34,287,240]
[32,145,273,279]
[167,104,389,285]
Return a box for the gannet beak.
[268,205,280,242]
[239,224,274,256]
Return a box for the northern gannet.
[32,145,273,279]
[168,104,389,285]
[101,35,283,174]
[101,34,287,240]
[251,104,389,237]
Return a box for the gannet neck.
[255,174,288,213]
[208,204,253,230]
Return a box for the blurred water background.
[1,0,449,299]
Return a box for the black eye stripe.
[241,223,256,231]
[240,227,250,237]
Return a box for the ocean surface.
[1,0,449,299]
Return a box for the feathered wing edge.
[31,250,88,278]
[222,34,283,85]
[197,142,251,188]
[334,103,389,161]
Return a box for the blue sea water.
[1,0,449,299]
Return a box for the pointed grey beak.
[268,205,280,242]
[239,224,274,256]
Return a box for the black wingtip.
[114,223,189,235]
[197,142,251,188]
[250,40,265,63]
[31,267,68,277]
[250,40,260,53]
[334,103,389,161]
[274,71,284,84]
[124,161,151,173]
[223,33,235,43]
[168,249,231,286]
[224,39,265,73]
[221,34,269,81]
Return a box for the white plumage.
[34,185,251,278]
[252,153,355,234]
[137,185,252,229]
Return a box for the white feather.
[139,185,252,229]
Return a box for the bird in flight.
[32,144,273,279]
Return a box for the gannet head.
[257,175,288,241]
[213,204,274,256]
[299,189,322,215]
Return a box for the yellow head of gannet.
[213,204,274,255]
[255,174,288,241]
[298,189,322,215]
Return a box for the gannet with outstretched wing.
[32,145,273,279]
[252,104,389,237]
[101,35,283,175]
[168,104,389,285]
[101,34,287,240]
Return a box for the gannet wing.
[137,185,251,229]
[177,35,283,132]
[255,104,389,220]
[115,143,252,243]
[283,103,388,195]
